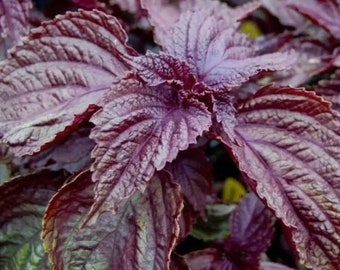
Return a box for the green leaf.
[191,204,235,241]
[0,170,67,269]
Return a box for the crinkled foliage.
[43,170,183,270]
[16,125,95,173]
[141,0,260,43]
[163,8,295,90]
[0,1,339,270]
[0,170,67,270]
[0,0,32,46]
[88,75,212,223]
[221,85,340,269]
[0,9,136,156]
[164,148,214,238]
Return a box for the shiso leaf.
[288,0,340,39]
[0,0,32,45]
[129,52,196,88]
[0,170,67,270]
[163,8,295,90]
[224,193,275,269]
[165,148,214,215]
[222,84,340,269]
[87,76,211,224]
[43,170,183,270]
[185,193,274,269]
[0,9,136,156]
[311,70,340,112]
[142,0,260,44]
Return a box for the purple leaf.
[271,38,332,86]
[224,193,275,269]
[0,9,136,156]
[164,148,214,238]
[311,70,340,112]
[129,52,196,88]
[164,148,214,215]
[288,0,340,39]
[214,94,237,142]
[88,76,212,223]
[0,0,32,45]
[165,149,214,239]
[254,32,292,55]
[185,193,275,270]
[184,248,226,270]
[260,0,305,28]
[221,85,340,269]
[43,170,183,270]
[170,253,189,270]
[0,170,67,269]
[142,0,260,44]
[177,203,199,240]
[333,48,340,67]
[163,8,295,90]
[16,125,95,173]
[260,262,294,270]
[69,0,99,9]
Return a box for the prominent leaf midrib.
[112,107,178,180]
[238,130,327,167]
[234,126,307,217]
[27,15,128,55]
[195,13,218,76]
[99,90,177,118]
[55,204,92,269]
[245,136,337,199]
[291,2,339,36]
[91,106,185,226]
[0,84,108,124]
[235,130,339,264]
[107,104,175,122]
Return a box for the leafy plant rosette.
[0,0,339,269]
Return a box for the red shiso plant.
[0,0,339,269]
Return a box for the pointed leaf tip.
[86,77,212,224]
[225,193,275,268]
[164,8,296,90]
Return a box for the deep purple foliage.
[0,0,339,269]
